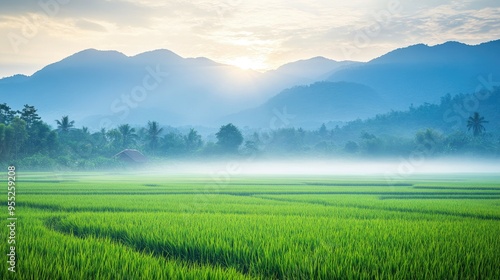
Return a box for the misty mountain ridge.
[229,40,500,128]
[328,39,500,112]
[370,40,499,64]
[0,48,353,128]
[1,39,499,130]
[227,81,383,128]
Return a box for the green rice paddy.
[1,172,500,279]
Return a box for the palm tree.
[55,116,75,132]
[92,128,108,150]
[467,112,488,137]
[118,124,138,148]
[82,126,90,135]
[106,128,122,149]
[185,128,202,152]
[146,121,163,151]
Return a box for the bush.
[18,154,57,170]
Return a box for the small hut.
[113,149,148,164]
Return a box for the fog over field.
[143,158,500,176]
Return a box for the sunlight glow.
[227,56,267,71]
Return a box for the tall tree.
[106,129,122,150]
[117,124,138,149]
[185,128,202,152]
[55,116,75,132]
[216,123,243,153]
[467,112,488,137]
[9,117,28,159]
[0,124,6,159]
[82,126,90,135]
[26,121,58,155]
[162,132,186,155]
[415,128,443,155]
[0,124,14,161]
[0,103,16,125]
[91,128,109,153]
[318,123,328,138]
[18,104,41,128]
[145,121,163,152]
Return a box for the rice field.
[1,171,500,279]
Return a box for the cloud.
[74,19,107,32]
[0,0,159,27]
[0,0,499,77]
[394,4,500,44]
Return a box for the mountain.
[0,50,353,129]
[226,81,384,128]
[227,40,500,129]
[328,40,500,111]
[263,57,359,86]
[1,48,262,127]
[1,40,499,130]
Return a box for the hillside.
[331,87,500,143]
[328,40,500,111]
[227,81,384,128]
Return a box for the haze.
[142,158,500,177]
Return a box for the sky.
[0,0,499,78]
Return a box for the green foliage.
[162,132,187,155]
[18,153,57,169]
[117,124,138,149]
[18,104,41,128]
[216,123,243,153]
[359,132,384,155]
[145,121,163,153]
[467,112,488,137]
[318,123,328,138]
[55,115,75,132]
[0,124,7,159]
[185,128,203,153]
[1,94,499,169]
[9,117,28,159]
[26,121,59,156]
[0,103,16,124]
[415,128,444,156]
[266,128,305,154]
[344,141,359,154]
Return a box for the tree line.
[0,103,245,169]
[0,101,498,170]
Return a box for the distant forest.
[1,88,499,169]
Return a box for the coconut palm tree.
[55,116,75,132]
[118,124,138,148]
[146,121,163,151]
[185,128,202,152]
[467,112,488,137]
[92,128,108,150]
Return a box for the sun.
[228,57,266,71]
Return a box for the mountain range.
[1,39,499,130]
